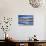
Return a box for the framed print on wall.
[18,15,33,25]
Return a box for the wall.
[0,0,46,40]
